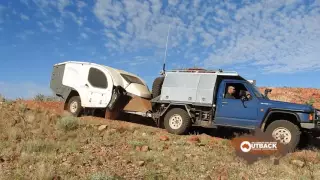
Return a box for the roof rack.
[166,68,224,73]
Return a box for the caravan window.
[88,68,108,89]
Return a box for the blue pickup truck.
[149,68,319,151]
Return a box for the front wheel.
[164,108,192,135]
[265,120,301,152]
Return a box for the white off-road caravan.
[50,61,152,117]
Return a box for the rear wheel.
[152,77,164,98]
[67,96,83,117]
[265,120,301,152]
[164,108,192,135]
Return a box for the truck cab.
[150,68,320,151]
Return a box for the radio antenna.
[162,24,171,75]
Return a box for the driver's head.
[228,86,235,94]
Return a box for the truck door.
[85,67,113,108]
[215,81,259,129]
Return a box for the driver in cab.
[225,86,252,100]
[225,86,236,99]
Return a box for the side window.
[88,68,108,89]
[224,83,251,100]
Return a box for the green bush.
[305,98,315,106]
[0,94,5,102]
[34,94,45,102]
[56,116,79,131]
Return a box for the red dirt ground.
[20,100,65,115]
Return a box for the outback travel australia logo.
[231,128,290,164]
[240,141,277,153]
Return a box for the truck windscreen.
[248,83,268,99]
[121,74,144,85]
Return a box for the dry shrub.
[56,116,79,131]
[34,161,56,180]
[23,140,57,153]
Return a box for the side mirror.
[241,96,248,102]
[264,88,272,97]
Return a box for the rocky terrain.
[0,87,319,180]
[259,87,320,109]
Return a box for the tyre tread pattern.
[164,108,192,135]
[266,120,301,152]
[152,77,164,98]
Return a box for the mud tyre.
[152,77,164,98]
[265,120,301,152]
[164,108,192,135]
[67,96,83,117]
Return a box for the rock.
[187,136,200,143]
[158,163,164,167]
[291,159,305,168]
[185,154,192,158]
[107,129,117,135]
[200,175,212,180]
[141,145,149,152]
[260,170,268,175]
[98,125,108,131]
[218,175,228,180]
[136,146,141,151]
[161,144,169,150]
[52,175,62,180]
[159,135,169,141]
[133,130,139,136]
[137,161,145,166]
[142,133,147,136]
[193,155,200,161]
[25,113,35,123]
[200,165,206,172]
[239,172,249,180]
[123,159,132,164]
[62,162,71,168]
[171,157,178,162]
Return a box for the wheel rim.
[272,127,292,144]
[169,114,183,130]
[70,101,78,113]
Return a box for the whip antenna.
[162,24,171,74]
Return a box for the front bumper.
[301,121,320,129]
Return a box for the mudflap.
[107,86,123,111]
[105,86,127,119]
